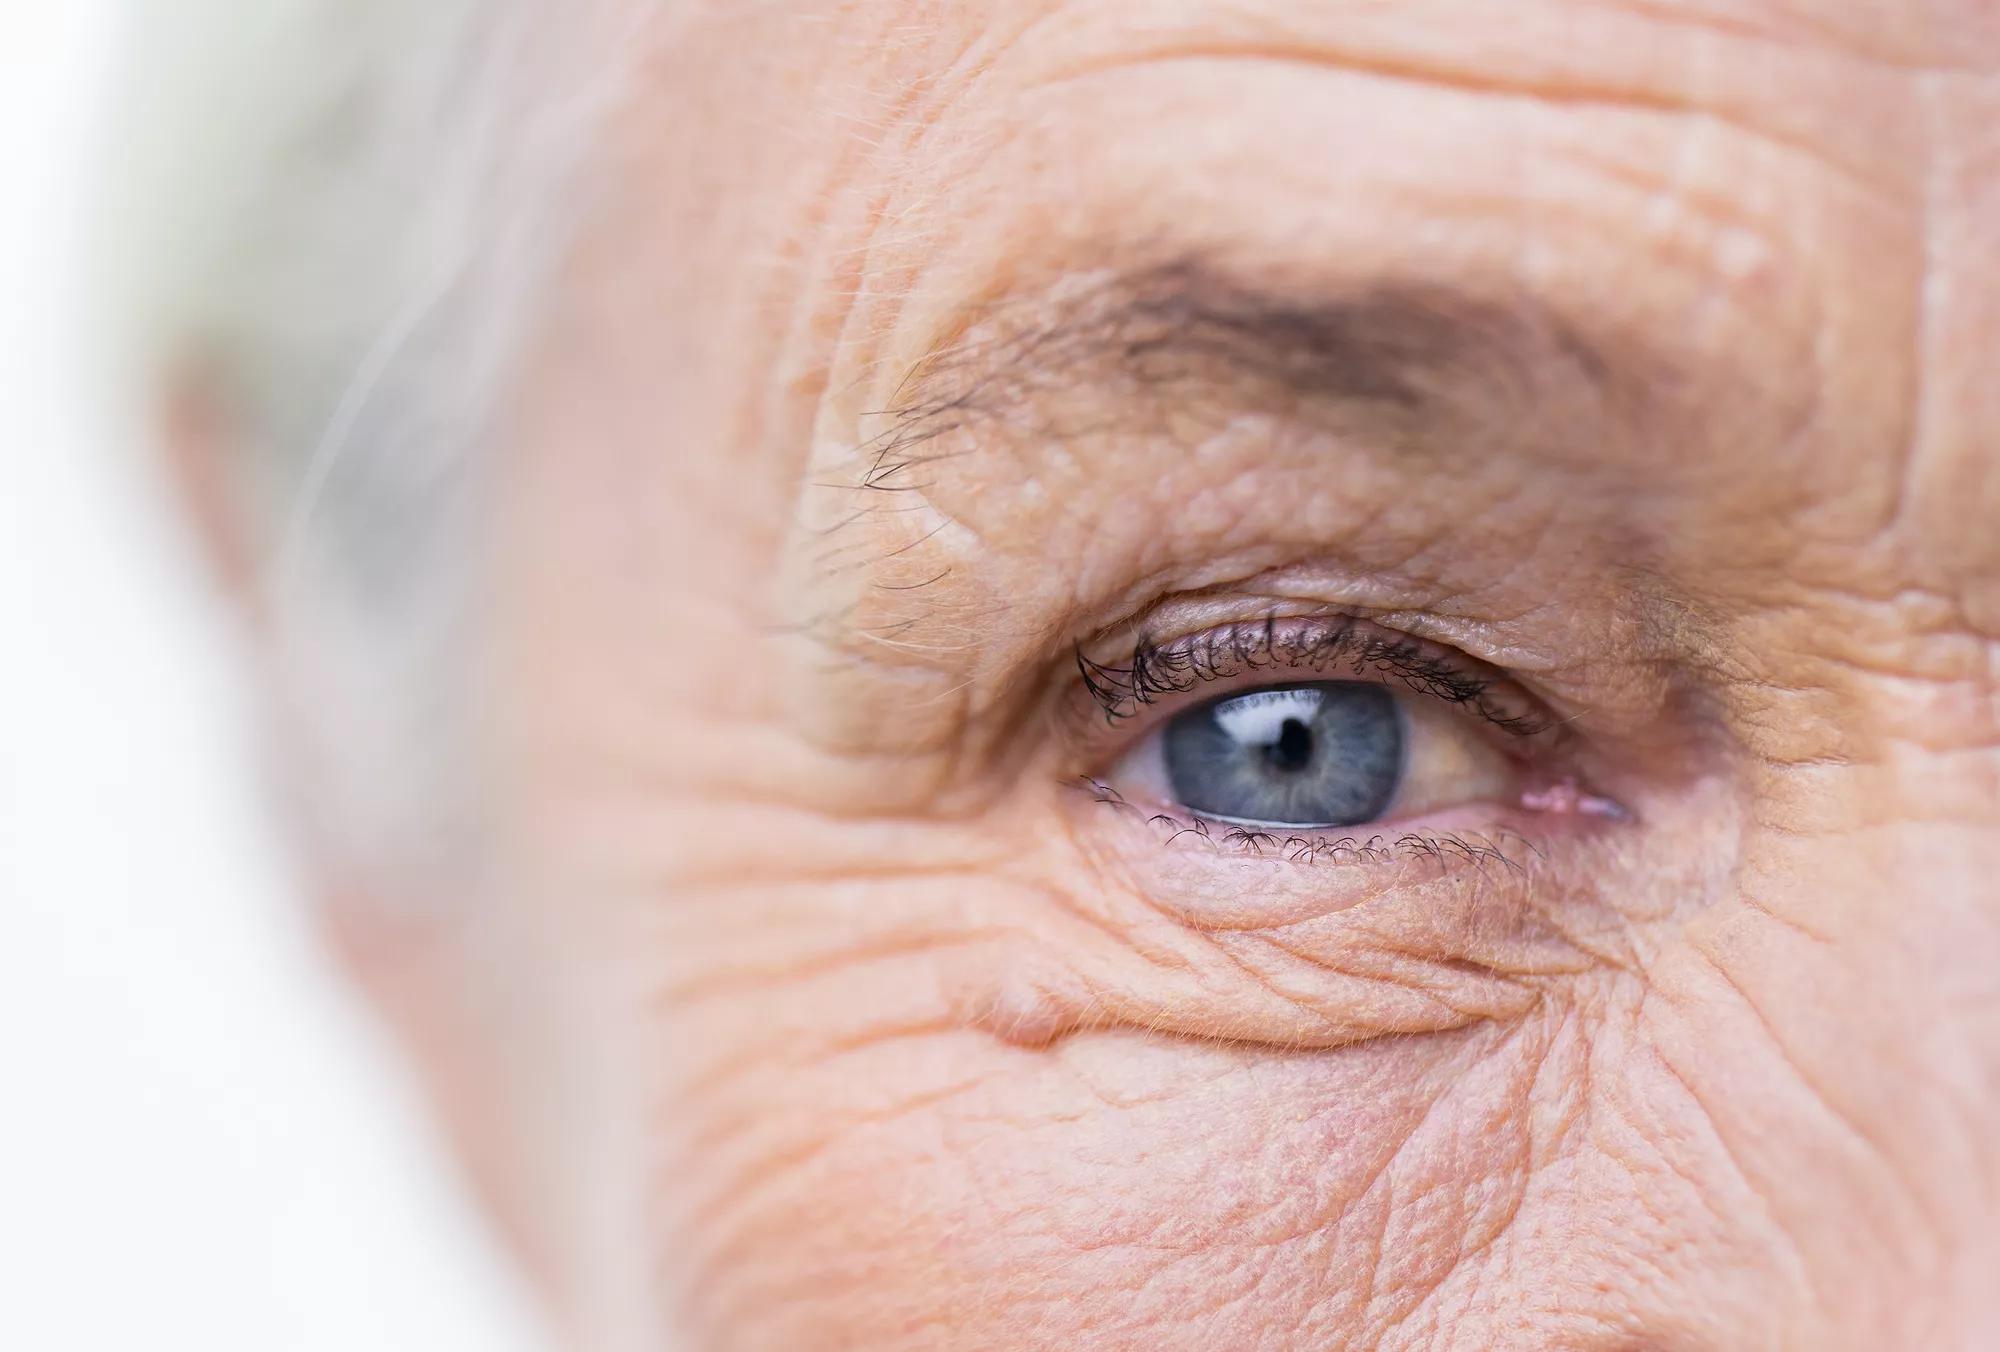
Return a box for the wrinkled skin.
[253,2,2000,1348]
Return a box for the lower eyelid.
[988,797,1611,1053]
[1076,778,1544,882]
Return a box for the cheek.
[662,1017,1533,1348]
[639,875,1781,1352]
[595,716,1979,1350]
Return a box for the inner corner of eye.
[1100,679,1516,830]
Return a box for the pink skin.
[192,1,2000,1348]
[1519,780,1630,822]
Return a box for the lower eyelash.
[1075,612,1549,736]
[1075,775,1541,873]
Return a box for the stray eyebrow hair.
[862,259,1629,489]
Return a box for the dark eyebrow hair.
[862,260,1629,490]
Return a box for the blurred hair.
[96,1,643,887]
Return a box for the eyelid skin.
[1005,772,1633,1055]
[1030,758,1639,1052]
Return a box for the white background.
[1,7,542,1348]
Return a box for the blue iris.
[1163,682,1404,827]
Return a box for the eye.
[1103,677,1517,830]
[1162,682,1401,827]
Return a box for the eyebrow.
[865,259,1631,487]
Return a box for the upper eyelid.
[1070,611,1557,739]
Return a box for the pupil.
[1265,717,1314,773]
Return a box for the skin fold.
[220,1,2000,1348]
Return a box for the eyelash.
[1073,611,1552,737]
[1073,772,1544,874]
[1064,610,1607,871]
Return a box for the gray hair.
[98,1,646,885]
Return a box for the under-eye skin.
[1163,682,1404,828]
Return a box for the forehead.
[859,26,1963,472]
[568,0,2000,642]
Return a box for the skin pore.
[251,1,2000,1348]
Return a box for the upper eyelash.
[1073,611,1551,736]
